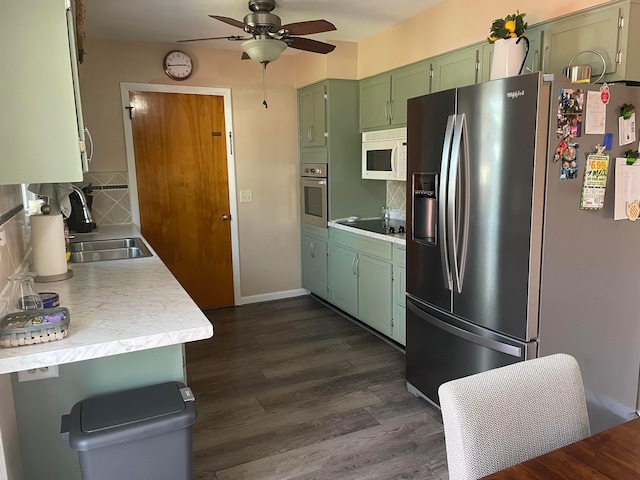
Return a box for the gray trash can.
[61,381,197,480]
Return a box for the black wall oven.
[300,163,328,227]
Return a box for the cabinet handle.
[355,257,360,277]
[389,100,394,121]
[385,101,390,122]
[310,241,316,258]
[352,257,357,276]
[307,126,312,143]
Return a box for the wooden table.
[483,417,640,479]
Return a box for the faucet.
[71,185,94,226]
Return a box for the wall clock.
[163,50,193,81]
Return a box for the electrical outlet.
[240,190,253,203]
[18,365,59,382]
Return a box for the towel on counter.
[27,183,74,217]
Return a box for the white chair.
[438,353,590,480]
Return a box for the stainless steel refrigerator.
[406,72,640,433]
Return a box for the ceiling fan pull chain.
[262,63,269,109]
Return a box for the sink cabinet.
[1,0,86,185]
[359,61,430,131]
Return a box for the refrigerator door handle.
[407,300,522,358]
[447,113,471,294]
[439,115,456,291]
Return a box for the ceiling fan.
[179,0,337,64]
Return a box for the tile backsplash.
[82,171,132,226]
[387,180,406,212]
[0,185,29,310]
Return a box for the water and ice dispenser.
[412,173,438,245]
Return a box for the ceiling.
[81,0,447,53]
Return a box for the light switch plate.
[240,190,253,203]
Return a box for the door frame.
[120,82,241,306]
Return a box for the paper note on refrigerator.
[614,158,640,220]
[585,90,606,135]
[619,113,636,146]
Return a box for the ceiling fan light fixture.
[241,38,287,64]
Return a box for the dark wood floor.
[185,295,448,480]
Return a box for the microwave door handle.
[391,142,399,178]
[439,115,455,291]
[448,114,470,294]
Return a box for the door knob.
[221,214,230,220]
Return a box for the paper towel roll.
[31,214,72,282]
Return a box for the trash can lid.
[81,382,188,433]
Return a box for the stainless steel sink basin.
[69,237,152,263]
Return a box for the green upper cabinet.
[359,74,392,131]
[360,61,430,131]
[430,45,480,93]
[541,2,627,81]
[2,0,85,185]
[299,83,327,148]
[298,79,385,219]
[481,28,543,83]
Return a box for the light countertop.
[328,220,406,246]
[0,225,213,374]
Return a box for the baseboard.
[240,289,309,305]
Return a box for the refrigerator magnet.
[580,153,609,210]
[560,144,579,180]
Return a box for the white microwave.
[362,127,407,181]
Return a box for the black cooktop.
[341,218,405,235]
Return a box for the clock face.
[163,50,193,80]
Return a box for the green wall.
[11,345,185,480]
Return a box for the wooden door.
[129,91,233,309]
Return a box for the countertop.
[0,225,213,374]
[328,220,406,246]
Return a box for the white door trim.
[120,83,241,306]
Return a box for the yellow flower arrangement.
[488,11,527,43]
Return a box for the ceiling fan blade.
[286,37,336,54]
[280,19,336,35]
[209,15,247,30]
[178,35,249,43]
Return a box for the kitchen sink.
[68,237,153,263]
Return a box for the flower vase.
[490,36,529,80]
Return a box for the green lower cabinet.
[392,263,406,346]
[358,254,393,337]
[328,244,359,317]
[302,235,328,299]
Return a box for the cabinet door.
[482,29,543,82]
[358,254,393,337]
[390,62,430,127]
[299,84,326,148]
[392,265,406,346]
[431,47,479,93]
[542,6,622,78]
[1,0,83,185]
[360,74,392,130]
[329,244,359,317]
[302,236,328,299]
